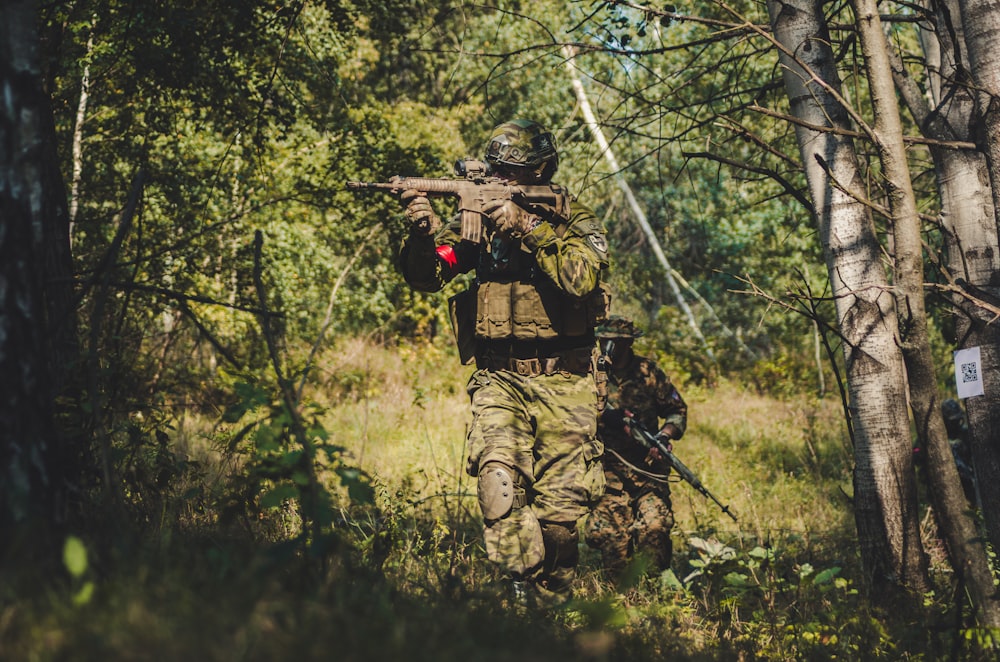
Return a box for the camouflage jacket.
[601,352,688,471]
[398,197,609,301]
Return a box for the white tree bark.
[862,0,1000,624]
[959,0,1000,218]
[68,22,95,241]
[1,0,78,535]
[956,0,1000,563]
[766,0,927,594]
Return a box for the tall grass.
[1,338,992,660]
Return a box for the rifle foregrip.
[345,178,464,194]
[390,177,466,194]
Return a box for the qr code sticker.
[961,362,979,384]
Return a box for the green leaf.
[568,596,628,630]
[308,426,330,442]
[73,581,95,606]
[660,568,685,592]
[221,403,248,423]
[617,555,652,591]
[347,480,375,504]
[723,571,754,588]
[63,536,88,578]
[285,449,306,465]
[813,566,842,585]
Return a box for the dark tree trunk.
[1,0,81,551]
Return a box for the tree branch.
[682,149,814,212]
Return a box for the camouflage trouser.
[465,367,605,584]
[584,469,674,578]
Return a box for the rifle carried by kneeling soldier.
[610,407,738,522]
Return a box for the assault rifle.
[616,408,738,522]
[347,159,573,243]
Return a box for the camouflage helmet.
[596,315,644,339]
[484,119,558,180]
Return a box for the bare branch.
[682,149,813,211]
[749,104,976,150]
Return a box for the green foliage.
[217,375,375,550]
[62,536,95,607]
[62,537,88,578]
[39,0,893,409]
[104,405,207,531]
[36,0,969,402]
[4,339,998,660]
[675,535,871,659]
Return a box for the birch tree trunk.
[956,0,1000,559]
[68,21,95,239]
[960,0,1000,217]
[860,0,1000,626]
[766,0,928,596]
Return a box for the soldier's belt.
[477,347,594,376]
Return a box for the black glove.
[401,189,441,236]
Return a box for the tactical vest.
[471,222,609,341]
[473,279,609,340]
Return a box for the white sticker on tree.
[955,346,985,399]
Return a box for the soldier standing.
[397,119,611,605]
[585,316,688,581]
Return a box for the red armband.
[435,245,459,272]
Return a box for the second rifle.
[618,409,738,522]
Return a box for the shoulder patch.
[588,233,609,253]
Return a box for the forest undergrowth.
[1,338,994,661]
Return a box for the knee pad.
[478,462,526,521]
[540,520,580,569]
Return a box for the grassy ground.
[1,338,992,660]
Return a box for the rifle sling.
[604,448,672,484]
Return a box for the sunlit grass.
[2,338,992,661]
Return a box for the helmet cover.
[484,119,559,175]
[596,315,644,339]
